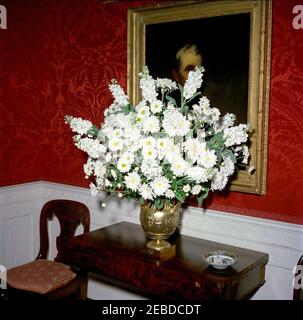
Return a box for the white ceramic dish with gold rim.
[202,250,239,270]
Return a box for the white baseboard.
[1,181,302,300]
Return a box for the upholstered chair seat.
[6,259,76,294]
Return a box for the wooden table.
[65,222,268,300]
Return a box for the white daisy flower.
[151,177,170,196]
[142,147,157,161]
[198,149,217,169]
[139,184,154,200]
[165,189,175,199]
[150,100,163,114]
[141,136,156,149]
[137,105,150,118]
[108,137,123,152]
[142,116,160,134]
[125,172,141,191]
[117,158,131,173]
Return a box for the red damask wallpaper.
[0,0,302,224]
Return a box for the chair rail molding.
[1,181,302,300]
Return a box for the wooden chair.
[293,255,303,300]
[4,199,90,300]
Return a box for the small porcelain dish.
[202,250,239,270]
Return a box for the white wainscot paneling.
[4,214,34,268]
[0,181,302,300]
[0,182,43,267]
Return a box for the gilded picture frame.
[127,0,272,194]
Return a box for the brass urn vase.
[139,201,181,251]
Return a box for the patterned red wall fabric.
[0,0,302,224]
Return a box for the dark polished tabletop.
[67,221,268,300]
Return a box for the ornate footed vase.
[139,201,181,251]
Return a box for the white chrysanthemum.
[164,143,182,163]
[223,124,248,147]
[198,149,217,169]
[137,105,150,118]
[151,177,170,196]
[68,117,93,135]
[142,147,157,161]
[117,157,131,173]
[191,185,202,195]
[108,137,123,152]
[171,157,188,177]
[150,100,163,114]
[155,78,177,92]
[187,166,208,183]
[156,138,171,159]
[112,128,123,138]
[124,127,141,141]
[165,189,175,199]
[135,115,144,126]
[183,138,206,163]
[140,138,155,152]
[183,66,204,100]
[163,110,190,137]
[140,160,162,180]
[125,172,141,191]
[220,157,235,176]
[211,170,228,191]
[124,152,134,164]
[142,116,160,134]
[139,184,154,200]
[176,117,191,136]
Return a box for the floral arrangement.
[65,66,250,209]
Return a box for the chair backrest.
[36,199,90,262]
[293,255,303,300]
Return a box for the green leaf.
[175,191,185,203]
[181,104,189,116]
[166,95,177,107]
[87,125,100,138]
[154,198,164,210]
[197,195,203,208]
[202,188,209,199]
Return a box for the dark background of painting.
[146,13,250,124]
